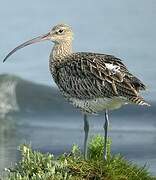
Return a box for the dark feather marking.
[51,52,147,102]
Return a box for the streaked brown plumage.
[3,23,150,160]
[50,52,148,113]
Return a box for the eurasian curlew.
[3,23,150,160]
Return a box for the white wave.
[0,75,19,118]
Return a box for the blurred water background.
[0,0,156,176]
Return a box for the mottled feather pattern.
[51,53,145,99]
[49,52,149,112]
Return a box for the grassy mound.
[3,135,156,180]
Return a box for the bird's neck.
[50,41,72,63]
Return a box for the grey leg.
[103,109,109,160]
[84,114,89,160]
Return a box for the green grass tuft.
[3,135,156,180]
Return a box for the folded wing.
[55,52,146,101]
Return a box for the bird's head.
[49,24,73,43]
[3,23,73,62]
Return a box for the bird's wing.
[55,52,146,100]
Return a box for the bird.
[3,23,150,160]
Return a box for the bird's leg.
[103,109,109,160]
[83,114,89,160]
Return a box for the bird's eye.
[58,29,64,34]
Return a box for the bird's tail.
[129,96,150,106]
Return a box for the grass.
[3,135,156,180]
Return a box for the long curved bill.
[3,32,51,63]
